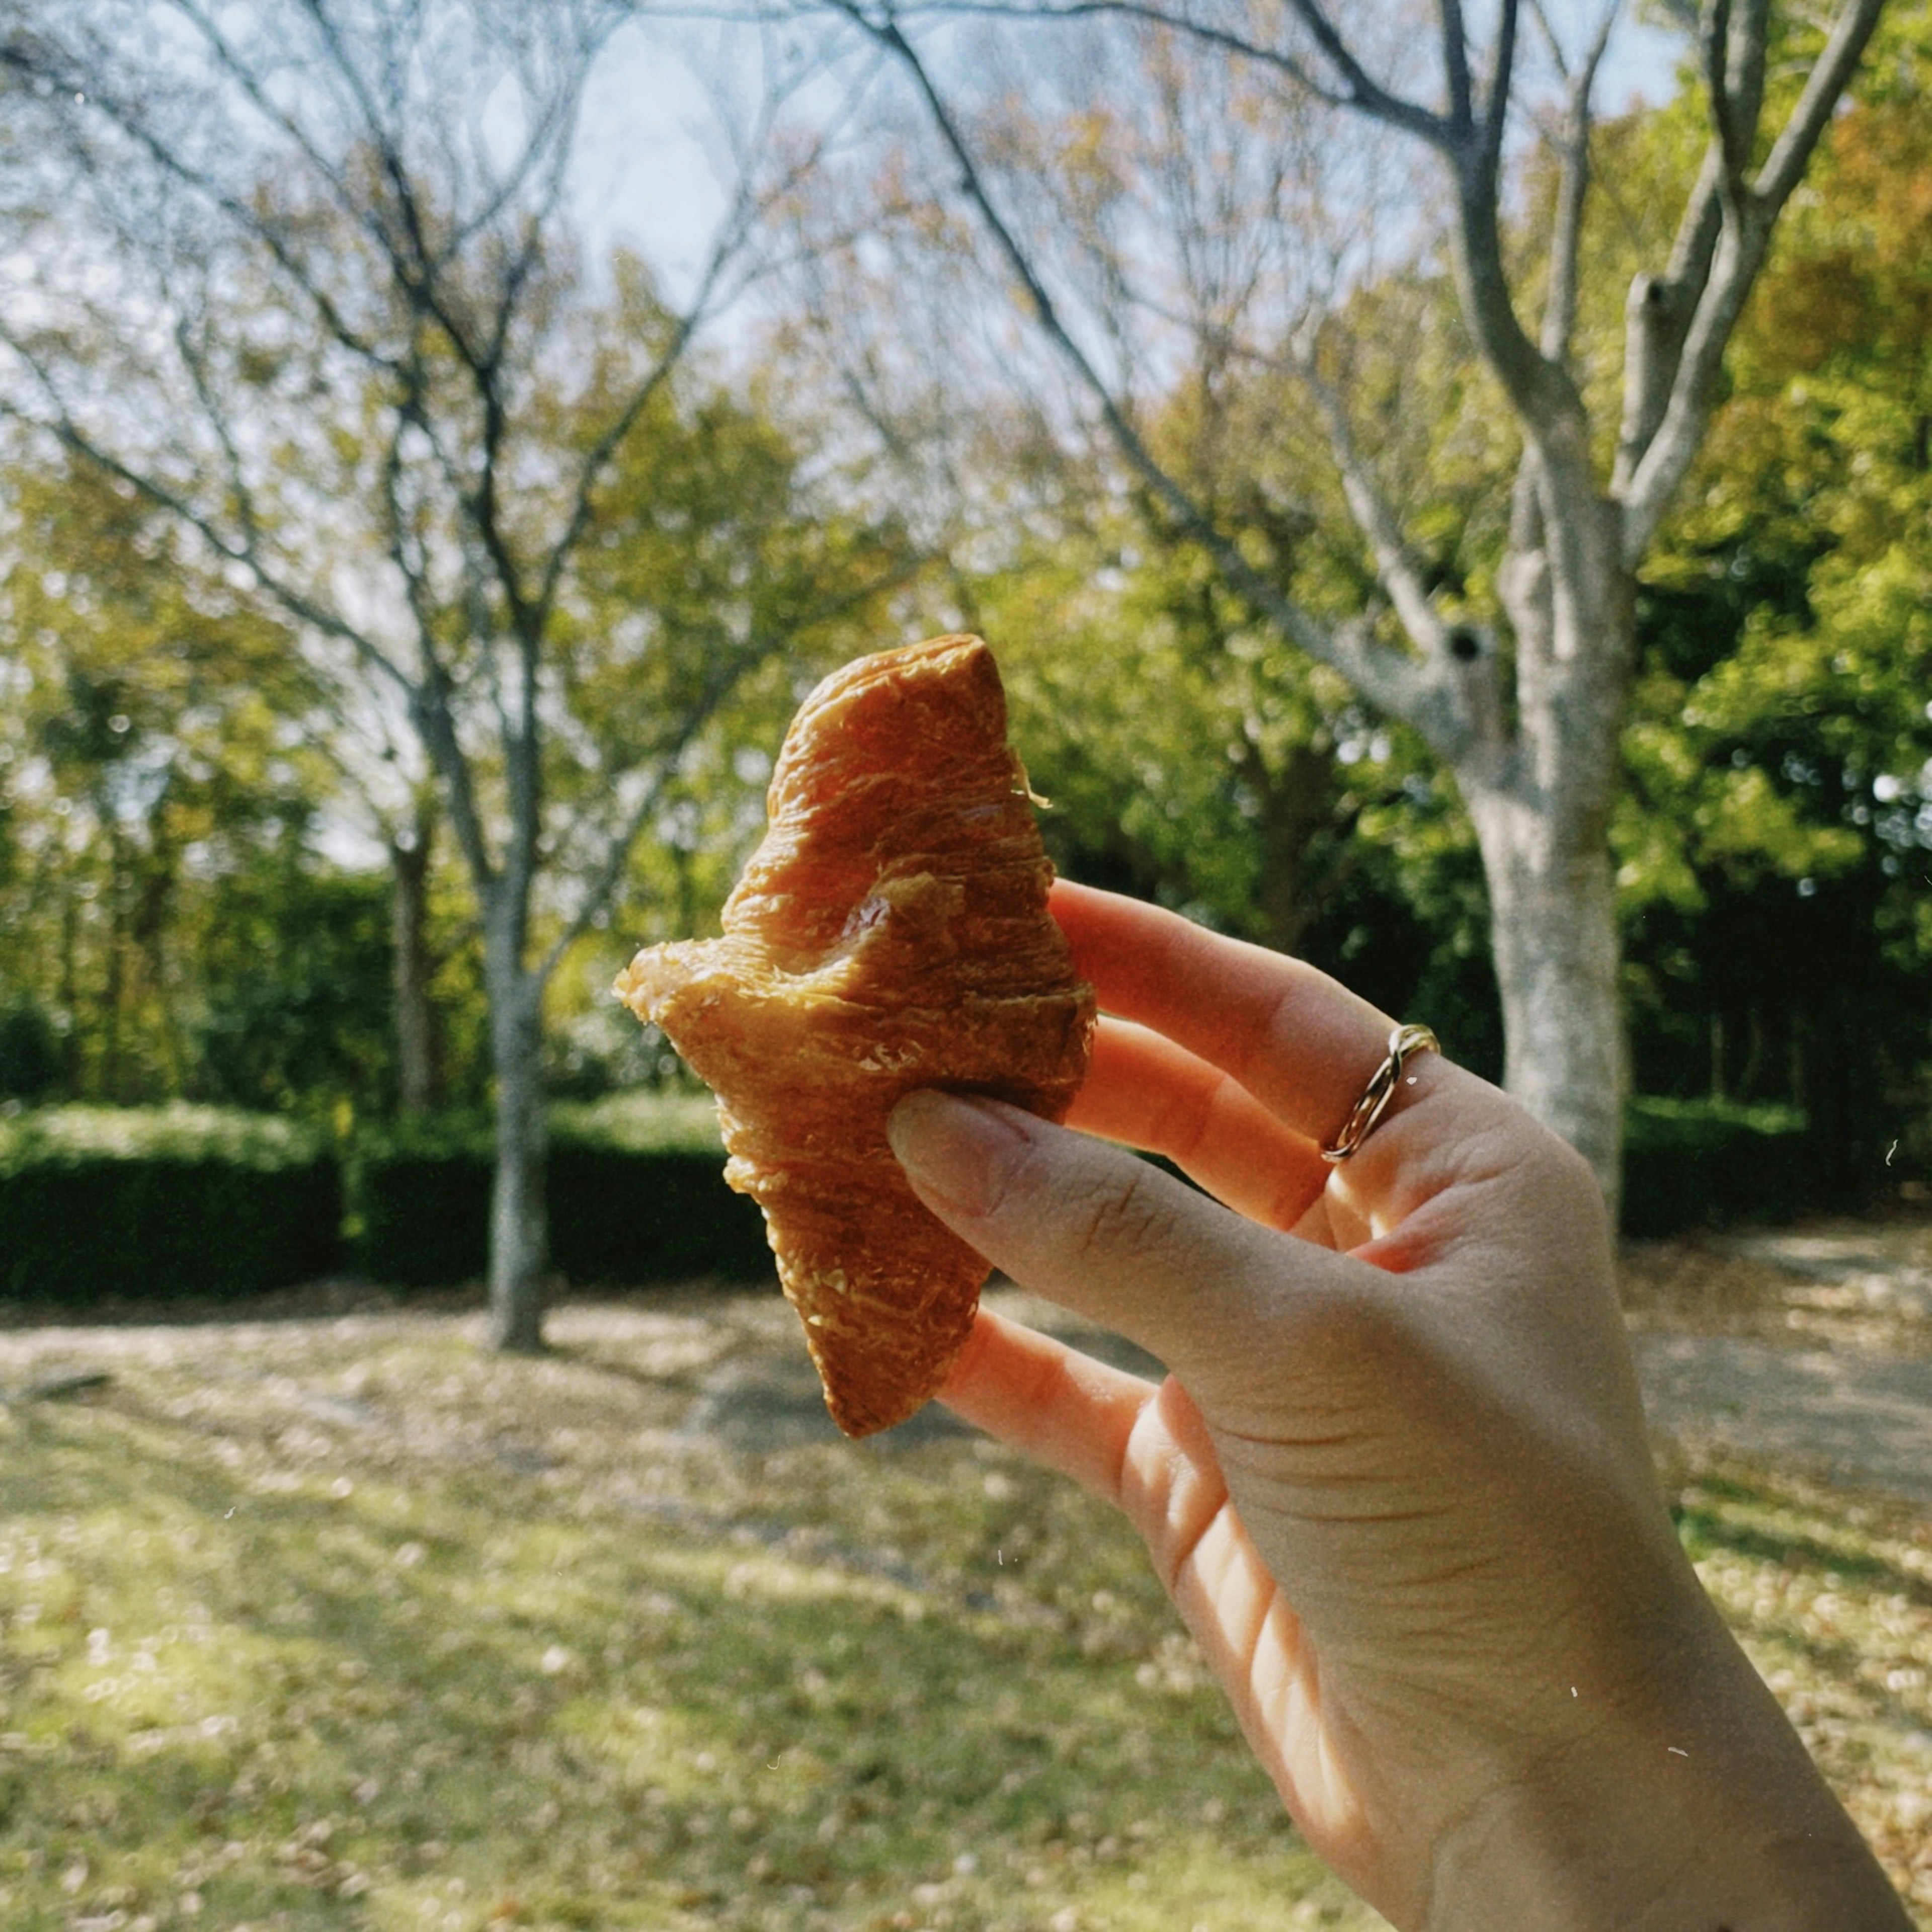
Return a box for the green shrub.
[349,1094,769,1289]
[0,1000,62,1101]
[0,1105,342,1302]
[344,1110,495,1289]
[1622,1096,1818,1239]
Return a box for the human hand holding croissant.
[889,881,1911,1931]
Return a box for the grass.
[0,1294,1372,1932]
[0,1287,1926,1930]
[1660,1446,1932,1906]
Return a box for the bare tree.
[805,0,1889,1210]
[0,0,848,1343]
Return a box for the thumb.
[888,1089,1337,1382]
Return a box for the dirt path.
[1623,1216,1932,1508]
[786,1218,1932,1511]
[5,1215,1928,1509]
[1631,1331,1932,1506]
[663,1222,1932,1512]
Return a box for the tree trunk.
[1469,789,1627,1222]
[1481,485,1635,1224]
[388,818,439,1117]
[484,922,548,1353]
[103,820,126,1103]
[59,888,82,1095]
[1249,737,1342,959]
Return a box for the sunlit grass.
[0,1296,1926,1928]
[0,1299,1373,1931]
[1664,1450,1932,1908]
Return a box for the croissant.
[614,634,1095,1436]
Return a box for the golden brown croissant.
[613,634,1095,1436]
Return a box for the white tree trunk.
[484,922,548,1353]
[1478,486,1635,1222]
[1468,789,1628,1221]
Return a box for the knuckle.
[1064,1159,1170,1264]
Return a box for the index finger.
[1051,879,1426,1153]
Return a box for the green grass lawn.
[0,1291,1927,1929]
[0,1296,1378,1932]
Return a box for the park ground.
[1,1214,1929,1931]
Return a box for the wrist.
[1422,1591,1910,1931]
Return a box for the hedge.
[0,1105,343,1303]
[347,1093,770,1289]
[0,1090,1821,1307]
[1,1096,771,1305]
[1621,1096,1818,1239]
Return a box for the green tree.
[1618,17,1932,1183]
[800,0,1890,1213]
[1,2,891,1346]
[0,455,348,1106]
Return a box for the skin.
[886,880,1911,1932]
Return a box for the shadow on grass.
[1671,1470,1932,1611]
[0,1372,1365,1932]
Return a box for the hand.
[887,881,1909,1931]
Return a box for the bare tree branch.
[373,365,502,871]
[846,3,1478,758]
[1289,329,1447,657]
[537,543,916,984]
[1439,0,1475,132]
[169,0,367,224]
[537,635,781,981]
[1479,0,1519,175]
[170,312,266,557]
[1538,0,1619,363]
[1276,0,1448,143]
[0,326,409,690]
[529,182,765,637]
[1617,0,1887,559]
[1753,0,1887,207]
[0,31,401,373]
[883,0,1453,143]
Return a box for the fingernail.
[887,1091,1031,1221]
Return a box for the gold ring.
[1321,1024,1441,1163]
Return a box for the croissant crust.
[614,634,1095,1437]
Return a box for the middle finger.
[1052,879,1450,1167]
[1069,1016,1333,1234]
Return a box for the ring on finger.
[1320,1023,1441,1163]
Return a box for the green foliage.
[0,1106,342,1302]
[1619,34,1932,1186]
[1622,1097,1821,1240]
[190,867,399,1117]
[0,998,60,1101]
[0,455,358,1110]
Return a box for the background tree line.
[2,1,1927,1345]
